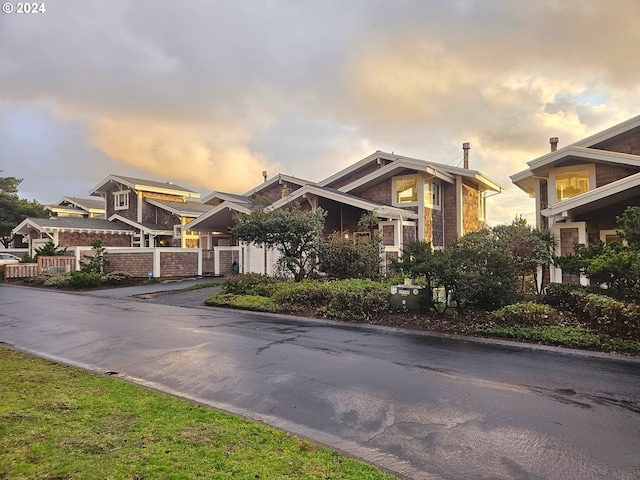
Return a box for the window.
[423,181,441,209]
[394,177,418,204]
[478,192,486,221]
[555,169,589,201]
[113,191,129,210]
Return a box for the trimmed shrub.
[43,273,72,287]
[222,274,279,296]
[104,271,132,285]
[319,279,389,322]
[205,293,282,312]
[489,302,574,327]
[272,280,332,310]
[65,272,105,289]
[544,283,640,339]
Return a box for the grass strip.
[476,325,640,353]
[0,346,397,480]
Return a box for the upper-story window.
[555,169,590,201]
[113,191,129,210]
[394,176,418,204]
[424,180,441,209]
[478,191,486,221]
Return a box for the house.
[511,114,640,284]
[45,197,105,219]
[12,216,135,253]
[188,147,502,274]
[88,174,210,248]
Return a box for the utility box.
[390,282,424,312]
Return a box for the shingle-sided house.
[511,114,640,284]
[89,174,211,248]
[14,174,213,255]
[188,148,502,274]
[12,216,135,253]
[45,197,106,219]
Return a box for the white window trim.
[173,224,182,239]
[113,190,130,211]
[392,174,419,207]
[549,164,595,204]
[599,229,627,246]
[478,191,486,221]
[424,180,441,210]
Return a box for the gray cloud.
[1,0,639,224]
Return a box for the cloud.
[1,0,639,227]
[90,117,275,193]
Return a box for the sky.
[1,0,640,226]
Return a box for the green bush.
[64,272,105,289]
[205,293,282,312]
[475,325,640,353]
[490,302,573,327]
[43,273,72,287]
[544,283,640,339]
[320,279,389,322]
[272,280,332,309]
[222,273,279,296]
[104,271,132,285]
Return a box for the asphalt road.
[1,283,639,479]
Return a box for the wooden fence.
[3,256,76,280]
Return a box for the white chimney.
[262,171,268,183]
[550,137,559,152]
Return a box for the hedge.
[544,283,640,339]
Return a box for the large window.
[114,191,129,210]
[555,169,590,201]
[395,177,418,204]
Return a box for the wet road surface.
[1,283,639,479]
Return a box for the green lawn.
[0,346,397,480]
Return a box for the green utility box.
[389,283,424,312]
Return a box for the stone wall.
[159,251,199,277]
[108,252,154,277]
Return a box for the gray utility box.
[390,284,424,312]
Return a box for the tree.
[321,230,383,280]
[554,206,640,300]
[34,241,68,257]
[80,240,110,274]
[231,204,327,281]
[390,240,449,312]
[616,206,640,248]
[493,216,554,294]
[447,229,519,312]
[0,175,48,247]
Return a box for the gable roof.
[201,191,251,206]
[45,196,106,218]
[511,115,640,197]
[243,173,314,197]
[145,198,213,217]
[108,215,175,235]
[12,217,134,236]
[183,201,251,232]
[267,184,420,220]
[89,174,200,199]
[320,151,502,193]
